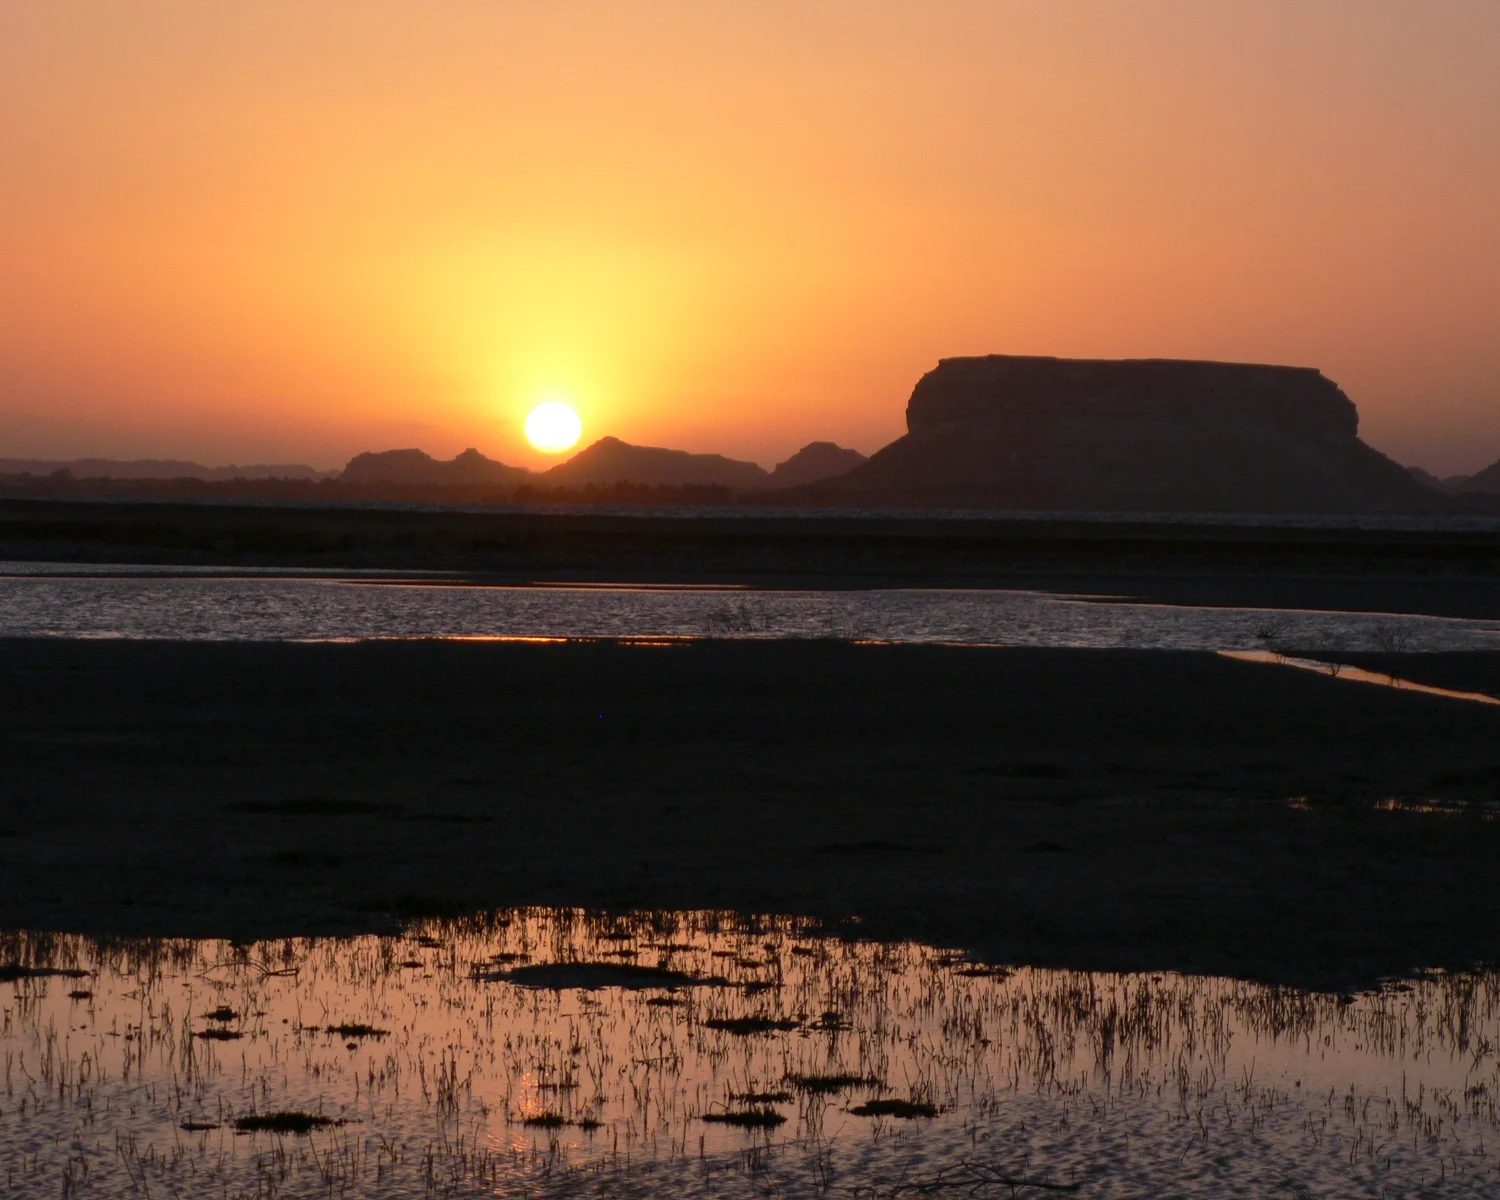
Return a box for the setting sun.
[524,401,583,454]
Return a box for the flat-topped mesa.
[907,356,1358,440]
[818,355,1436,513]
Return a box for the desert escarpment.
[814,356,1440,513]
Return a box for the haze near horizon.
[2,1,1498,475]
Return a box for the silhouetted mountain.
[541,437,770,488]
[340,448,530,487]
[1407,466,1473,494]
[768,441,867,488]
[799,356,1441,514]
[0,457,332,481]
[1457,459,1500,495]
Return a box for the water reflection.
[1223,649,1500,706]
[1,569,1498,650]
[2,910,1498,1197]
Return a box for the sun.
[524,400,582,453]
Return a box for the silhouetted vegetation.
[848,1098,939,1118]
[233,1111,339,1134]
[701,1108,787,1128]
[324,1023,388,1039]
[785,1072,881,1095]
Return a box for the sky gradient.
[3,1,1498,473]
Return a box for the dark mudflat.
[2,637,1499,992]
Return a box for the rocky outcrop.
[340,448,528,487]
[541,437,770,489]
[768,442,867,488]
[811,356,1441,513]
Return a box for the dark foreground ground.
[2,637,1498,992]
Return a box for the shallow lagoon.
[1,565,1497,650]
[4,910,1498,1198]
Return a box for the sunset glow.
[524,402,583,454]
[1,3,1497,473]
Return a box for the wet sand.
[3,637,1498,992]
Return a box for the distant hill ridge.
[338,438,867,491]
[17,358,1486,513]
[340,448,529,487]
[0,457,332,481]
[768,441,868,487]
[1458,458,1500,495]
[540,436,770,489]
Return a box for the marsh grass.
[849,1098,939,1118]
[1371,620,1419,652]
[233,1111,339,1134]
[323,1022,388,1038]
[785,1072,881,1095]
[702,1108,787,1128]
[701,1015,800,1035]
[0,964,87,982]
[2,911,1499,1197]
[703,600,773,636]
[1254,617,1292,643]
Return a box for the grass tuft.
[701,1016,798,1035]
[233,1111,337,1134]
[785,1072,881,1094]
[702,1108,787,1128]
[849,1098,938,1118]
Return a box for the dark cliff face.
[817,356,1439,514]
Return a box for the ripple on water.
[2,571,1500,650]
[2,910,1499,1198]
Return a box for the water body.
[1223,649,1500,706]
[1,563,1497,650]
[2,910,1496,1198]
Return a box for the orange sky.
[2,1,1498,474]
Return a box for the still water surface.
[1,564,1496,650]
[3,910,1498,1198]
